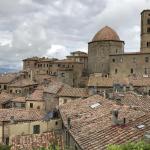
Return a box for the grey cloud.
[0,0,149,70]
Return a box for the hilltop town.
[1,9,150,150]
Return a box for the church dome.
[92,26,120,42]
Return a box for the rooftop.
[92,26,121,42]
[0,73,18,84]
[9,79,38,87]
[11,131,63,150]
[44,81,70,94]
[59,95,146,150]
[26,89,44,101]
[0,108,44,122]
[58,87,89,98]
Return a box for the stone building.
[88,10,150,78]
[23,51,87,87]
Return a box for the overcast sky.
[0,0,150,70]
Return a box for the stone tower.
[88,26,124,75]
[141,10,150,53]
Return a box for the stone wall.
[110,53,150,77]
[141,10,150,53]
[88,40,124,74]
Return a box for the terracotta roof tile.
[0,109,44,122]
[9,79,38,87]
[0,73,18,84]
[1,96,26,104]
[58,87,89,98]
[44,81,70,94]
[27,89,44,101]
[11,131,64,150]
[113,92,150,112]
[92,26,121,42]
[59,95,146,150]
[0,91,14,104]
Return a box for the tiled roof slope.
[1,96,26,104]
[0,109,43,122]
[58,87,89,98]
[79,114,150,150]
[0,91,14,104]
[44,81,70,94]
[0,73,18,84]
[129,76,150,86]
[59,95,146,150]
[9,79,38,87]
[11,131,64,150]
[26,89,44,101]
[112,91,150,112]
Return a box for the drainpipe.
[2,121,4,144]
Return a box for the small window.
[55,121,58,125]
[116,49,118,54]
[64,99,67,104]
[133,57,136,63]
[61,73,65,77]
[90,103,101,109]
[37,106,40,109]
[147,18,150,24]
[115,69,118,74]
[131,68,134,74]
[147,27,150,33]
[145,57,149,62]
[33,125,40,134]
[4,85,7,90]
[30,103,33,108]
[145,68,148,75]
[10,90,12,93]
[137,124,145,129]
[21,103,25,108]
[120,58,123,62]
[147,42,150,47]
[0,85,1,89]
[75,145,78,150]
[112,58,115,62]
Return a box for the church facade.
[88,10,150,77]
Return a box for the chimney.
[10,116,15,124]
[111,109,119,125]
[144,131,150,143]
[30,70,33,81]
[67,117,71,129]
[103,90,106,98]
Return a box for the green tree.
[107,141,150,150]
[0,144,11,150]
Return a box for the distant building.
[23,51,88,87]
[88,10,150,78]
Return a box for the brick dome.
[92,26,120,42]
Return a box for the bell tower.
[141,10,150,53]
